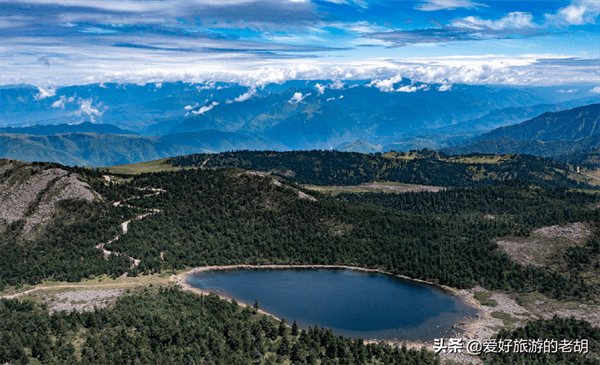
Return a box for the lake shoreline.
[172,264,486,349]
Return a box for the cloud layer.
[2,0,599,87]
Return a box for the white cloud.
[155,82,162,88]
[330,80,345,89]
[438,84,452,91]
[416,0,486,11]
[591,86,600,93]
[289,92,310,103]
[550,0,600,25]
[320,0,369,9]
[192,101,219,114]
[51,94,76,108]
[326,97,335,101]
[368,75,404,92]
[184,105,193,110]
[452,12,535,30]
[315,80,344,94]
[234,87,256,102]
[79,98,101,116]
[34,86,56,100]
[52,96,67,108]
[339,95,344,98]
[397,85,418,92]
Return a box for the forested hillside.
[2,157,600,364]
[168,150,593,189]
[0,287,441,365]
[466,104,600,144]
[104,169,600,299]
[482,316,600,365]
[555,147,600,168]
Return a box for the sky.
[2,0,600,88]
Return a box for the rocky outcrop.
[0,159,98,237]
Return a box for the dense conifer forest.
[167,150,593,189]
[0,287,440,365]
[482,316,600,365]
[2,158,600,364]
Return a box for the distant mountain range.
[441,135,600,157]
[0,131,286,166]
[443,104,600,157]
[465,104,599,144]
[0,80,598,165]
[0,122,134,135]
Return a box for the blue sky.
[2,0,599,88]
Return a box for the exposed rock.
[43,289,124,313]
[533,222,591,241]
[0,160,99,237]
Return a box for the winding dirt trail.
[96,187,166,273]
[2,185,167,300]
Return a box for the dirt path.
[581,172,600,181]
[1,282,144,300]
[96,187,166,272]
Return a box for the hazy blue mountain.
[265,104,363,150]
[0,122,135,135]
[167,88,308,134]
[2,81,598,155]
[465,104,599,144]
[336,139,382,153]
[441,135,600,157]
[421,104,563,136]
[0,82,253,131]
[0,131,287,167]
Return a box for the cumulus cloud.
[315,80,344,94]
[51,94,76,108]
[339,95,344,98]
[34,86,56,100]
[79,98,101,116]
[415,0,487,11]
[326,97,335,101]
[330,80,345,89]
[368,75,404,92]
[184,105,193,110]
[289,92,310,103]
[591,86,600,94]
[397,85,418,92]
[548,0,600,25]
[438,84,452,91]
[192,101,219,114]
[234,87,256,102]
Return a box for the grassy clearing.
[474,292,498,307]
[490,311,510,320]
[302,181,443,195]
[104,158,182,175]
[0,270,182,298]
[382,151,421,160]
[446,154,510,164]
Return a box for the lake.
[187,268,478,341]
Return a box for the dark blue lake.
[187,268,478,341]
